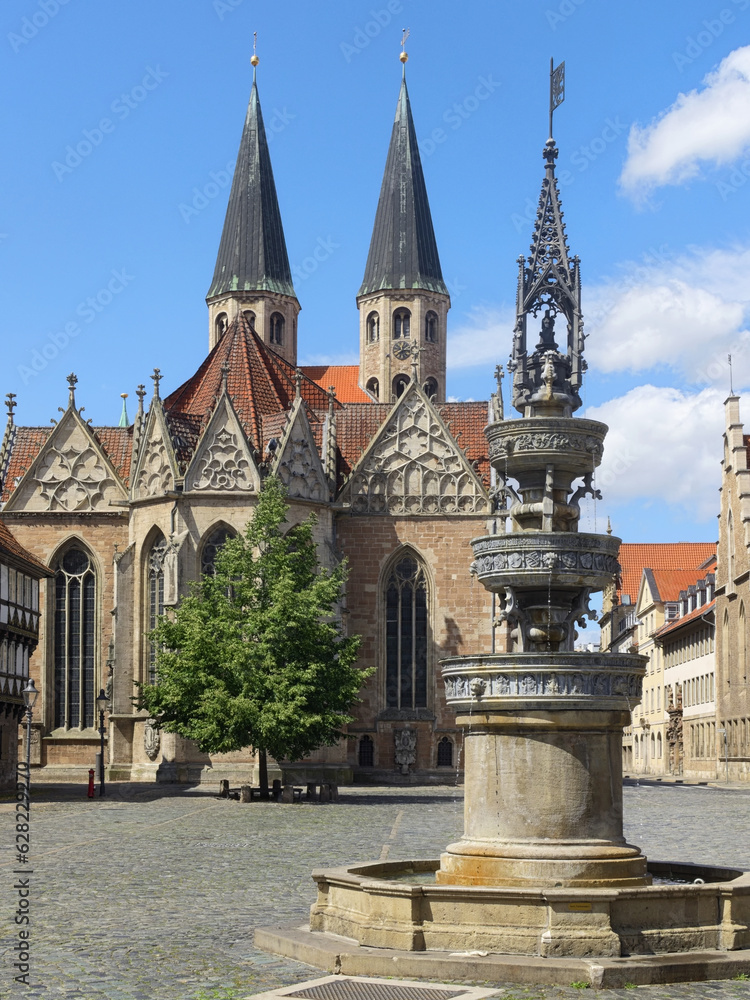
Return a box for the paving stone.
[0,782,749,998]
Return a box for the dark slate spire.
[207,72,296,301]
[358,76,447,297]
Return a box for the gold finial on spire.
[400,27,409,68]
[606,516,612,536]
[251,30,259,68]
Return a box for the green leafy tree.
[137,476,366,796]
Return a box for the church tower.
[357,52,450,403]
[206,53,300,363]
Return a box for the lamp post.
[96,688,107,797]
[22,679,38,797]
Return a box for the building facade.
[0,62,510,785]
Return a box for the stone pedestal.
[438,654,648,888]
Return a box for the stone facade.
[715,395,750,781]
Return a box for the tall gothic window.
[385,554,428,710]
[201,526,235,576]
[147,535,168,684]
[54,547,96,730]
[393,308,410,339]
[270,312,284,345]
[425,311,438,343]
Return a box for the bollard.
[272,778,282,800]
[219,779,229,798]
[240,785,251,803]
[87,768,95,799]
[319,782,330,803]
[330,782,339,803]
[281,783,294,803]
[306,782,317,801]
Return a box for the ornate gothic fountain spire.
[509,62,585,417]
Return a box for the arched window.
[385,553,428,710]
[728,510,736,591]
[393,308,410,339]
[147,534,168,684]
[243,310,256,330]
[437,736,453,767]
[201,526,235,576]
[393,374,410,399]
[723,609,731,687]
[367,312,379,343]
[358,735,374,767]
[215,313,228,340]
[657,732,662,759]
[366,377,379,400]
[740,603,747,680]
[425,311,438,343]
[54,547,97,730]
[270,312,284,345]
[423,377,438,399]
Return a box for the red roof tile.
[0,520,51,574]
[647,568,712,604]
[164,314,339,456]
[302,365,371,403]
[618,543,716,603]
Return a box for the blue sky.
[3,0,750,545]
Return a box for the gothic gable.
[4,407,127,513]
[273,398,329,502]
[184,394,259,493]
[338,382,489,515]
[131,403,178,500]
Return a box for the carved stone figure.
[144,719,161,761]
[393,728,417,775]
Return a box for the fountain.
[256,127,750,988]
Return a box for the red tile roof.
[438,402,490,485]
[647,568,712,604]
[164,314,340,456]
[0,520,51,574]
[655,598,715,640]
[618,543,716,603]
[302,365,371,403]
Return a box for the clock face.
[393,341,411,361]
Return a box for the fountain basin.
[308,859,750,959]
[471,531,620,592]
[485,416,607,473]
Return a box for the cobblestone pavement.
[1,780,749,999]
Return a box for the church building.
[0,52,574,786]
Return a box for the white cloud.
[586,244,750,387]
[620,45,750,198]
[447,305,515,370]
[585,385,724,521]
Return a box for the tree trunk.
[258,748,270,799]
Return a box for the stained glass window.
[53,547,96,729]
[385,555,428,709]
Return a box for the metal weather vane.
[549,58,565,139]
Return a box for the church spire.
[509,61,584,418]
[357,45,450,405]
[206,41,299,362]
[358,68,447,297]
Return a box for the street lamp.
[22,679,38,795]
[96,688,107,797]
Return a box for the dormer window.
[425,310,438,343]
[367,312,379,343]
[270,312,284,345]
[393,308,410,339]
